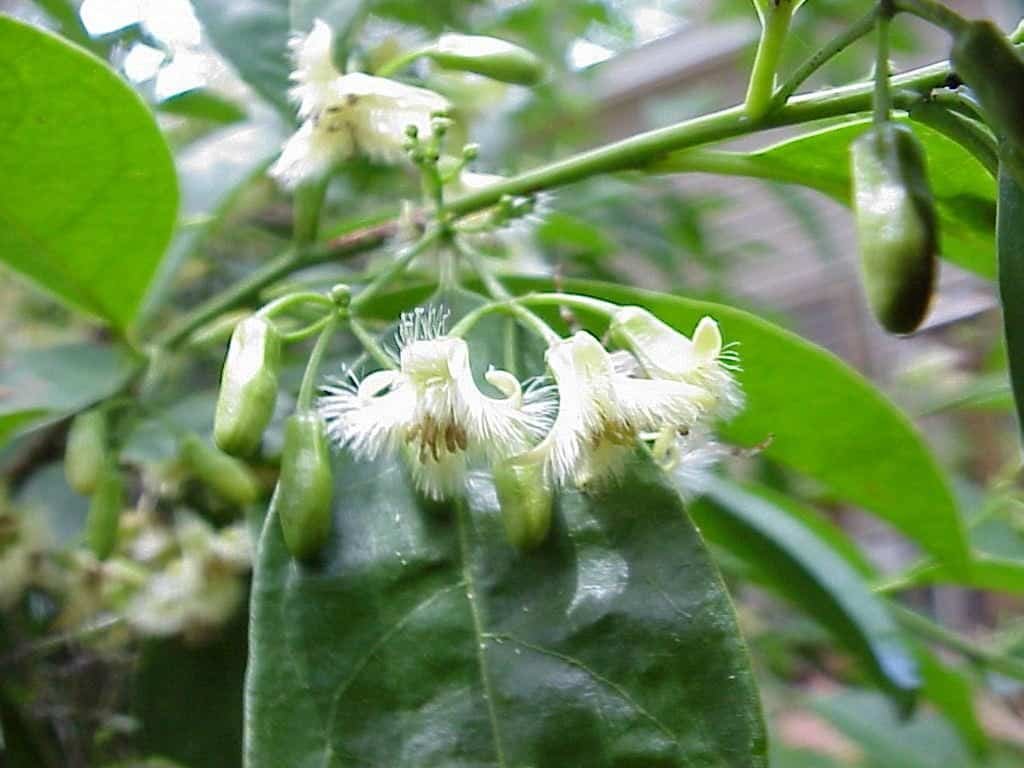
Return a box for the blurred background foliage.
[1,0,1024,766]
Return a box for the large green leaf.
[996,165,1024,441]
[189,0,293,115]
[660,118,997,278]
[245,295,767,767]
[491,277,968,570]
[690,478,918,706]
[0,16,177,330]
[0,343,137,445]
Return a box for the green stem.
[280,313,336,344]
[445,59,955,218]
[293,177,329,246]
[874,9,892,125]
[257,291,335,320]
[156,220,398,350]
[771,5,880,109]
[517,292,620,318]
[349,318,397,369]
[893,0,969,35]
[891,603,1024,682]
[456,239,511,300]
[350,227,444,312]
[449,301,560,345]
[297,316,338,410]
[376,46,432,77]
[745,0,797,120]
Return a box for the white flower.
[608,307,743,419]
[320,307,554,500]
[270,20,450,188]
[523,331,714,489]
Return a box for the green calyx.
[274,411,333,563]
[850,122,939,334]
[214,315,282,457]
[85,461,123,560]
[493,456,552,550]
[426,34,545,85]
[65,409,108,496]
[180,433,260,508]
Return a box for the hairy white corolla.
[522,331,714,489]
[270,19,450,188]
[608,306,742,420]
[320,307,554,500]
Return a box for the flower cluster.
[270,20,450,188]
[319,302,742,500]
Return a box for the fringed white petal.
[268,119,353,188]
[319,369,415,460]
[289,18,341,119]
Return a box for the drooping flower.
[607,306,743,419]
[319,307,554,500]
[522,331,715,489]
[269,20,450,188]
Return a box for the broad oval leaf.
[691,477,919,706]
[0,342,138,445]
[0,16,177,330]
[492,277,969,570]
[660,118,997,278]
[245,296,767,767]
[246,455,767,767]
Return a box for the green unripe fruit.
[274,412,333,562]
[493,457,552,550]
[850,123,938,334]
[427,34,545,86]
[180,433,260,508]
[85,462,122,560]
[65,409,108,496]
[214,315,281,457]
[951,21,1024,185]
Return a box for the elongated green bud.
[65,409,108,495]
[850,123,938,334]
[180,433,260,507]
[214,315,281,457]
[85,462,122,560]
[426,34,545,85]
[274,412,333,562]
[493,457,552,550]
[951,21,1024,185]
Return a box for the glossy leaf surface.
[0,16,177,329]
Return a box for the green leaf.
[245,294,767,767]
[916,648,988,758]
[0,343,137,445]
[812,689,974,768]
[660,118,997,278]
[0,16,178,329]
[189,0,293,115]
[691,477,918,706]
[996,164,1024,441]
[156,88,247,124]
[498,277,970,570]
[884,554,1024,594]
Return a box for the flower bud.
[274,412,333,562]
[85,462,122,560]
[180,433,260,508]
[850,123,938,334]
[427,34,545,85]
[65,409,108,495]
[214,315,282,457]
[493,456,552,550]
